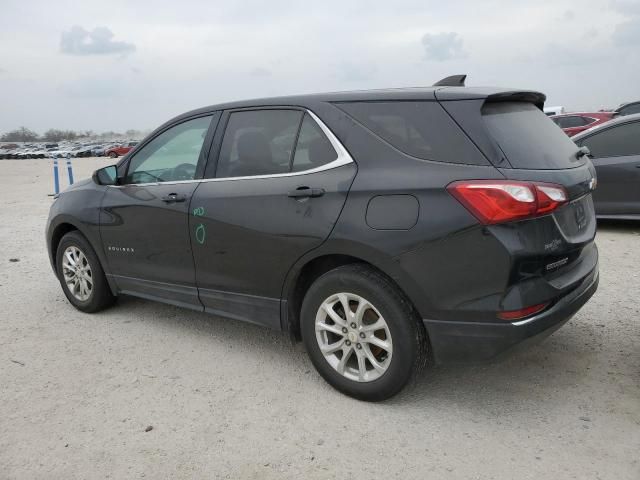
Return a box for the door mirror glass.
[93,165,118,185]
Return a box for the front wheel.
[108,152,118,158]
[56,231,115,313]
[300,264,429,401]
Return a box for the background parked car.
[572,113,640,219]
[105,141,138,158]
[91,145,108,156]
[70,145,93,158]
[550,112,616,137]
[48,147,74,159]
[614,101,640,117]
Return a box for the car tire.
[300,264,429,401]
[55,231,116,313]
[109,152,118,158]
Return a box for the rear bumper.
[423,265,599,364]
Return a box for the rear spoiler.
[435,87,546,111]
[486,91,546,111]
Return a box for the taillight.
[497,302,549,321]
[447,180,568,224]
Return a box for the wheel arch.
[49,221,79,273]
[281,243,433,339]
[47,216,118,295]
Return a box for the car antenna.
[432,74,467,87]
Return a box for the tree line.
[1,126,146,143]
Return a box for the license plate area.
[553,194,596,242]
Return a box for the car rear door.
[100,113,218,308]
[575,120,640,216]
[190,107,356,329]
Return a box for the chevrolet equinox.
[46,77,599,400]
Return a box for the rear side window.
[216,110,302,178]
[579,121,640,158]
[482,102,580,169]
[291,114,337,172]
[338,101,485,165]
[618,103,640,116]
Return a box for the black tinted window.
[216,110,303,178]
[556,116,590,128]
[581,121,640,158]
[482,102,581,169]
[618,103,640,116]
[338,101,483,164]
[291,114,337,172]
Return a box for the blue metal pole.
[53,159,60,194]
[66,160,74,185]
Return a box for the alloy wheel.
[315,292,393,382]
[62,245,93,301]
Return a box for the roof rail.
[433,74,466,87]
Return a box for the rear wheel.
[301,264,428,401]
[56,231,115,313]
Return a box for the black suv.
[47,79,599,400]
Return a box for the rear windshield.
[337,101,488,165]
[482,102,582,169]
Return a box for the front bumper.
[423,265,599,364]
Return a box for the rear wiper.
[576,146,592,158]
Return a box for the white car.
[48,148,73,159]
[544,106,565,116]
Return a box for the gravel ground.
[1,159,639,479]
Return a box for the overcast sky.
[1,0,639,133]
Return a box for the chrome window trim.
[108,109,354,188]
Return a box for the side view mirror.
[92,165,118,186]
[577,146,592,159]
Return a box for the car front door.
[100,113,218,308]
[577,120,640,216]
[189,108,356,329]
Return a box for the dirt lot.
[1,158,638,479]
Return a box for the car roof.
[572,112,640,140]
[173,85,546,121]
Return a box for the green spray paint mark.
[195,223,206,244]
[192,207,206,244]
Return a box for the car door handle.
[287,187,325,198]
[161,193,187,203]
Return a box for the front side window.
[580,121,640,158]
[216,110,303,178]
[125,116,212,184]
